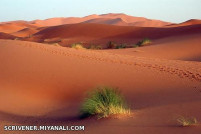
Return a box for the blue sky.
[0,0,201,23]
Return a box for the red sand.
[0,14,201,134]
[0,39,201,134]
[104,34,201,62]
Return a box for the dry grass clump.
[135,38,152,47]
[177,116,198,127]
[71,43,85,49]
[80,86,131,119]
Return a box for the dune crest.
[30,13,171,27]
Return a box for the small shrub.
[71,43,85,49]
[115,44,127,49]
[80,86,130,119]
[136,38,152,47]
[177,116,198,127]
[133,44,139,48]
[96,45,102,50]
[107,41,117,49]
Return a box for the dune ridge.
[0,39,201,134]
[2,40,201,82]
[28,13,171,27]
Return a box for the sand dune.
[130,20,171,27]
[0,21,40,34]
[167,19,201,27]
[31,14,100,26]
[0,13,201,134]
[11,28,39,37]
[105,34,201,62]
[30,13,171,27]
[0,32,16,39]
[0,39,201,134]
[29,23,201,47]
[0,23,26,33]
[82,18,128,26]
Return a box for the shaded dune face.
[0,32,16,39]
[30,23,201,47]
[11,28,39,37]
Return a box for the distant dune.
[0,21,40,34]
[12,28,39,37]
[30,13,171,27]
[167,19,201,27]
[0,32,16,39]
[29,23,201,47]
[82,18,128,26]
[0,14,201,50]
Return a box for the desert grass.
[136,38,152,47]
[177,116,198,127]
[89,45,102,50]
[71,43,85,49]
[80,86,130,119]
[115,44,127,49]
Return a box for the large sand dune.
[0,21,40,34]
[20,13,171,27]
[0,40,201,134]
[0,32,16,39]
[105,34,201,62]
[167,19,201,27]
[0,13,201,134]
[29,23,201,47]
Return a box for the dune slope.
[104,34,201,62]
[30,23,201,47]
[0,40,201,134]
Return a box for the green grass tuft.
[80,86,130,119]
[177,116,198,127]
[115,44,127,49]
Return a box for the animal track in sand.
[15,41,201,82]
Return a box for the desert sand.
[0,14,201,134]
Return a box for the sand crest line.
[16,42,201,82]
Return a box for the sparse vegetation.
[80,86,130,119]
[107,41,117,49]
[14,38,19,40]
[177,116,198,127]
[105,39,152,49]
[133,44,139,48]
[89,45,102,50]
[71,43,85,49]
[136,38,152,47]
[115,43,127,49]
